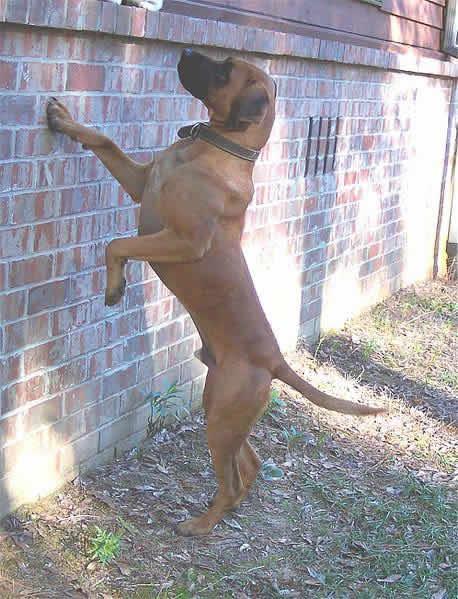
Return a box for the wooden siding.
[163,0,447,57]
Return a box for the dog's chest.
[138,150,179,236]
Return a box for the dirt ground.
[1,280,457,598]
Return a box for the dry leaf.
[117,561,132,576]
[377,575,402,583]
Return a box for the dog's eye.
[215,71,228,85]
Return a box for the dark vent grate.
[304,116,341,177]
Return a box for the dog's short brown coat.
[47,51,383,536]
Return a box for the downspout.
[433,79,457,279]
[447,161,458,278]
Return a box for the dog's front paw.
[46,97,74,134]
[105,277,126,306]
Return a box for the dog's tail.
[273,360,385,416]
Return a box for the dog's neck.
[208,115,273,152]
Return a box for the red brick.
[60,185,99,215]
[0,60,16,90]
[20,62,65,91]
[28,0,66,26]
[81,0,101,30]
[137,349,168,383]
[15,128,55,157]
[66,0,85,29]
[55,244,103,276]
[51,302,90,336]
[124,332,153,360]
[32,221,59,252]
[68,324,104,358]
[155,321,183,349]
[0,290,26,322]
[12,190,59,223]
[119,383,150,415]
[85,396,118,433]
[9,255,53,288]
[68,270,105,302]
[37,157,78,188]
[5,0,28,22]
[0,354,21,387]
[140,298,173,334]
[101,1,116,33]
[80,95,120,123]
[1,375,45,415]
[131,7,146,37]
[28,280,68,315]
[0,413,19,449]
[167,338,194,368]
[0,129,12,159]
[24,396,62,434]
[67,63,105,91]
[24,338,66,375]
[103,364,137,399]
[0,29,46,57]
[47,358,87,395]
[180,357,206,384]
[11,162,34,192]
[0,95,36,126]
[0,226,31,258]
[0,164,12,193]
[98,407,147,451]
[89,344,123,377]
[115,4,132,36]
[107,66,144,94]
[126,280,159,310]
[145,10,160,38]
[54,410,86,444]
[4,314,49,352]
[79,155,108,183]
[106,312,141,343]
[65,380,102,415]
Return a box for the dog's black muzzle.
[178,49,232,101]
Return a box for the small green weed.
[263,389,286,424]
[147,382,189,435]
[88,527,121,565]
[439,370,458,390]
[361,338,379,361]
[282,426,306,451]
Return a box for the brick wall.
[0,2,455,518]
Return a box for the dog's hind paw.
[105,277,126,306]
[176,516,214,537]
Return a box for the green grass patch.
[88,526,122,565]
[296,471,457,597]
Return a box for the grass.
[87,526,122,565]
[296,471,457,597]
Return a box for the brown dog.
[47,50,383,536]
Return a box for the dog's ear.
[225,85,269,131]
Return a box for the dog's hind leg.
[176,362,270,536]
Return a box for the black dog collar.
[177,122,260,162]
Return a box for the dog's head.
[178,49,276,145]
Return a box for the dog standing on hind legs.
[47,49,384,536]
